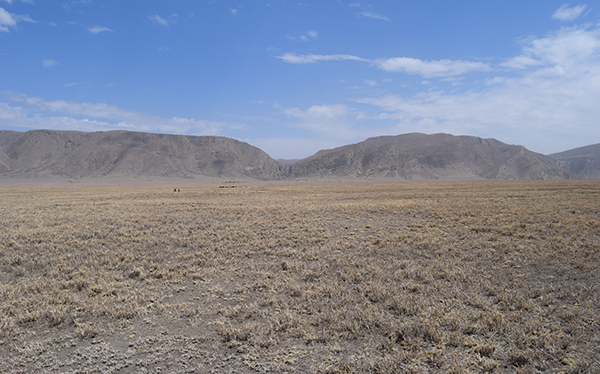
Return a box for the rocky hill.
[548,143,600,179]
[0,130,287,181]
[0,130,587,183]
[289,133,572,181]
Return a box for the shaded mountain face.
[548,143,600,179]
[0,130,287,180]
[289,133,572,181]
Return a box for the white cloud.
[283,104,350,119]
[505,25,600,75]
[1,92,241,136]
[64,82,81,87]
[374,57,491,77]
[149,15,168,26]
[275,53,368,64]
[0,7,16,32]
[231,8,239,16]
[352,25,600,154]
[88,25,112,34]
[357,12,390,22]
[287,30,318,42]
[9,13,35,25]
[485,77,506,85]
[552,4,586,21]
[501,55,543,69]
[364,79,377,86]
[0,6,30,32]
[148,14,176,26]
[277,52,490,78]
[2,0,33,4]
[42,59,57,67]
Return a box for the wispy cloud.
[149,15,168,26]
[62,0,92,11]
[276,53,368,64]
[148,14,177,26]
[374,57,491,77]
[353,25,600,154]
[0,7,34,32]
[272,21,600,156]
[1,0,35,4]
[88,25,112,34]
[2,92,242,136]
[42,59,57,68]
[0,8,16,32]
[287,30,318,42]
[357,12,390,22]
[501,55,543,69]
[276,52,489,78]
[552,4,586,21]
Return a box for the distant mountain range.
[0,129,597,183]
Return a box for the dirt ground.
[1,180,599,373]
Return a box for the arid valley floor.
[0,181,599,373]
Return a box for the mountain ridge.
[0,130,286,181]
[0,129,595,184]
[288,133,572,181]
[548,143,600,178]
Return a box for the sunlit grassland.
[0,180,599,373]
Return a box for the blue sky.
[1,1,599,159]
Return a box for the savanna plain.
[0,180,598,373]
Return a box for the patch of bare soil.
[1,181,599,373]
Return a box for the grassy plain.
[0,180,599,373]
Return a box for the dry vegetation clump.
[0,180,599,373]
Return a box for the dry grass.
[0,180,599,373]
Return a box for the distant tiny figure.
[174,188,177,192]
[178,189,181,193]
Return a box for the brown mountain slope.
[548,143,600,179]
[0,130,287,181]
[290,133,572,181]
